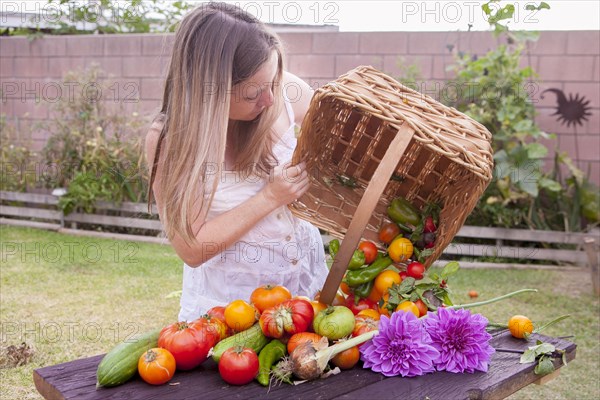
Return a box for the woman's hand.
[261,162,309,208]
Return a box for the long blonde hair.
[148,2,284,246]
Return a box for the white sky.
[5,1,600,32]
[224,0,600,31]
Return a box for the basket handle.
[319,123,416,305]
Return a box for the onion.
[289,331,378,381]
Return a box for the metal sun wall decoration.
[542,88,593,128]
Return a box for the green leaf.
[534,356,555,376]
[397,277,416,294]
[520,348,537,364]
[539,177,562,192]
[525,143,548,159]
[441,261,460,279]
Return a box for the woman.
[145,2,328,321]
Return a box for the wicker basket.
[290,66,494,304]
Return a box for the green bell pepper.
[387,197,421,226]
[328,239,340,257]
[345,256,393,287]
[348,249,366,270]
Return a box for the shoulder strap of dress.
[282,90,295,129]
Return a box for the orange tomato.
[287,332,324,354]
[395,301,420,317]
[378,293,391,317]
[331,344,360,369]
[374,270,402,295]
[368,286,383,303]
[314,290,346,306]
[468,290,479,298]
[388,237,413,263]
[138,348,176,385]
[250,285,292,313]
[339,282,352,296]
[414,299,428,317]
[508,315,534,339]
[224,299,257,332]
[356,309,380,321]
[310,300,328,317]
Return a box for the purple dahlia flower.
[360,311,439,377]
[424,307,495,373]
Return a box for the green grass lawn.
[1,225,599,399]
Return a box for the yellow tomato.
[357,309,380,321]
[368,286,383,303]
[508,315,534,339]
[224,299,257,332]
[388,238,414,263]
[374,270,402,295]
[395,301,420,317]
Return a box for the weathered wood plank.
[0,191,58,205]
[0,217,61,231]
[63,213,163,231]
[456,226,594,245]
[0,205,62,220]
[94,201,158,214]
[33,331,576,400]
[442,243,589,263]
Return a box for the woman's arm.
[282,71,315,126]
[145,123,309,268]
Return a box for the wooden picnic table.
[33,330,575,400]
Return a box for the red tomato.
[158,321,219,370]
[378,223,401,245]
[406,261,425,280]
[259,298,314,338]
[218,347,259,385]
[352,315,379,347]
[193,314,229,341]
[250,285,292,313]
[358,241,378,264]
[206,306,226,323]
[345,294,377,315]
[399,271,408,280]
[287,332,324,354]
[414,299,428,317]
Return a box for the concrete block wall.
[1,30,598,183]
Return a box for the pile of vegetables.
[94,197,571,388]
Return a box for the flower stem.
[446,289,538,310]
[534,314,570,334]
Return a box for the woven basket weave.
[290,66,494,303]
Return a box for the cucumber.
[96,328,161,388]
[211,323,269,363]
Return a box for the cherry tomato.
[138,348,176,385]
[508,315,534,339]
[388,238,413,263]
[406,261,425,280]
[345,294,377,315]
[224,300,258,332]
[414,299,428,317]
[331,344,360,369]
[218,346,259,385]
[250,285,292,313]
[468,290,479,298]
[287,332,324,354]
[378,223,401,245]
[339,282,352,296]
[358,241,378,264]
[374,270,401,295]
[367,286,383,303]
[424,216,437,233]
[395,301,420,317]
[399,271,408,280]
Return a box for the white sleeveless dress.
[178,94,329,322]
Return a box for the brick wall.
[1,30,598,183]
